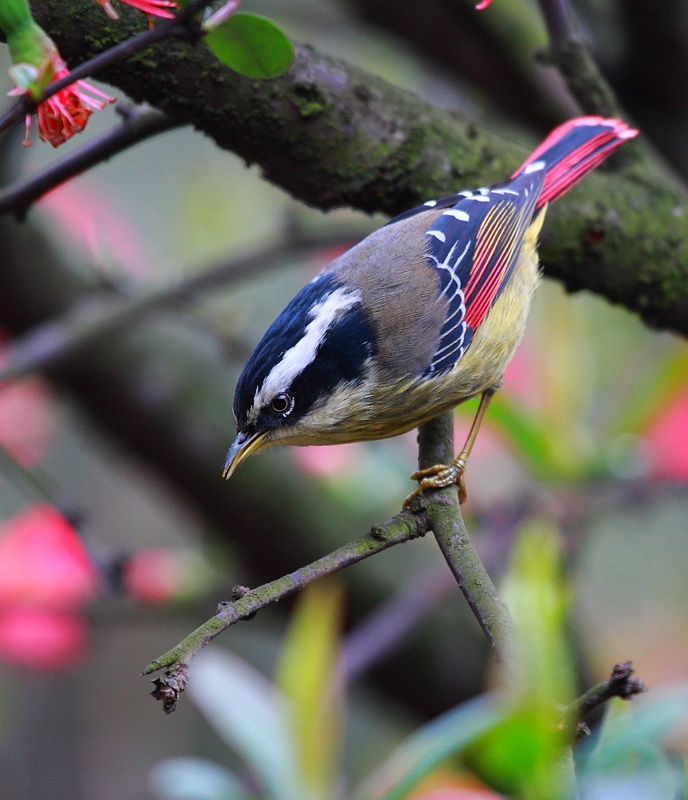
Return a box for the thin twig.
[410,413,517,667]
[341,567,456,683]
[537,0,626,120]
[0,0,215,137]
[562,660,647,740]
[538,0,576,47]
[0,108,183,220]
[144,509,432,712]
[0,226,360,385]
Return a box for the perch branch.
[144,508,432,712]
[411,413,517,667]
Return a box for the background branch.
[0,223,361,383]
[20,0,688,338]
[0,108,183,219]
[538,0,624,118]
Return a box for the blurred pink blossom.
[408,772,500,799]
[502,342,541,409]
[0,607,87,670]
[0,335,56,466]
[644,386,688,480]
[0,504,98,607]
[0,504,98,669]
[413,791,499,799]
[38,181,153,278]
[124,547,181,604]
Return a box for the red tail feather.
[513,116,638,209]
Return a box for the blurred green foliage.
[151,526,688,799]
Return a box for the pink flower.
[97,0,179,24]
[0,504,98,608]
[0,504,99,670]
[644,386,688,481]
[5,16,116,146]
[10,61,115,147]
[34,67,115,147]
[0,607,87,670]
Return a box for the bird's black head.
[224,274,376,476]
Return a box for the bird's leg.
[404,387,496,508]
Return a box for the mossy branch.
[144,410,517,713]
[411,413,516,666]
[144,507,432,712]
[18,0,688,339]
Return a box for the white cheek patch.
[250,287,361,420]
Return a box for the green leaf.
[275,580,344,800]
[188,650,306,800]
[485,396,567,477]
[464,521,575,800]
[205,13,294,79]
[150,757,250,800]
[356,695,503,800]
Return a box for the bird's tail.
[513,116,638,209]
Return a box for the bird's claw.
[403,459,468,508]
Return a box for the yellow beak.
[222,430,268,479]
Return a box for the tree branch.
[22,0,688,338]
[562,660,647,739]
[0,107,183,220]
[537,0,624,119]
[411,413,517,666]
[143,507,432,713]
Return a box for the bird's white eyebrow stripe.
[250,287,361,420]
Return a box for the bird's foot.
[403,456,468,508]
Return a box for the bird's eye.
[270,392,294,416]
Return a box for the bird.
[223,116,637,506]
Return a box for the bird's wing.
[419,169,545,377]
